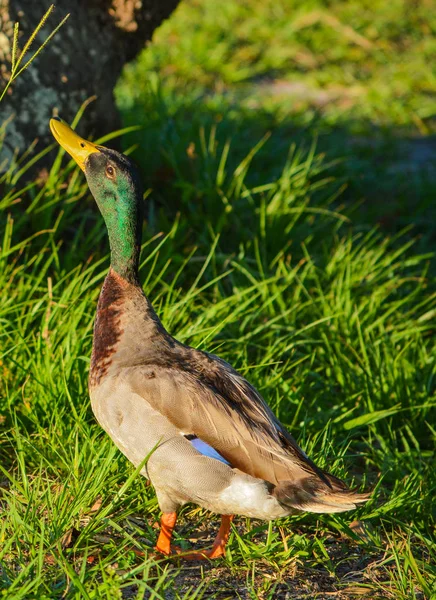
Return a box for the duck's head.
[50,117,143,281]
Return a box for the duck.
[49,116,369,560]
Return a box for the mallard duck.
[50,117,369,560]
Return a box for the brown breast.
[89,268,127,388]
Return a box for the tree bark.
[0,0,180,167]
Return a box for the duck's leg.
[206,514,234,558]
[155,513,234,560]
[155,512,178,555]
[184,514,234,560]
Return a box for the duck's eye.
[106,165,115,178]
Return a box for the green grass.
[120,0,436,128]
[117,0,436,246]
[1,0,436,597]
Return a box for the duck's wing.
[127,346,329,488]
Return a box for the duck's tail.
[273,471,370,514]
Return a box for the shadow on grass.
[118,84,436,255]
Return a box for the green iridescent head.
[50,117,143,282]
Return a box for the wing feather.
[127,345,328,488]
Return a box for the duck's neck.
[106,203,142,284]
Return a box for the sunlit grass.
[119,0,435,130]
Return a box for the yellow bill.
[50,117,101,172]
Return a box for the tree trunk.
[0,0,180,168]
